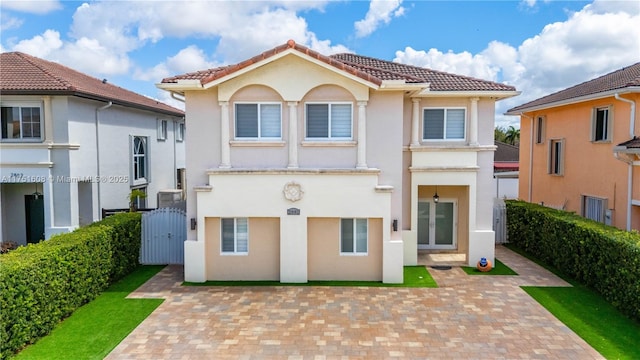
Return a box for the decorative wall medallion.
[283,181,303,202]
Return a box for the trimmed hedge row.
[0,213,141,359]
[506,200,640,321]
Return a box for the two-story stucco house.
[507,63,639,231]
[158,40,519,283]
[0,52,185,245]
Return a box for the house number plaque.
[287,208,300,215]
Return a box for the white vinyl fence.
[493,198,507,244]
[140,207,186,264]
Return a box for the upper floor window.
[176,122,185,142]
[157,119,168,141]
[423,108,465,141]
[306,103,352,140]
[132,136,148,185]
[1,105,42,141]
[592,107,611,142]
[221,218,248,254]
[548,138,564,176]
[340,218,368,255]
[535,116,545,144]
[235,103,281,139]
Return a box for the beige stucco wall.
[417,186,469,255]
[518,94,639,230]
[307,217,383,281]
[205,217,280,280]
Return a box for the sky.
[1,0,639,129]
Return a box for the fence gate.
[141,207,186,264]
[493,198,507,244]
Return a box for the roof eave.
[379,81,428,91]
[505,86,640,115]
[418,90,520,99]
[156,80,204,91]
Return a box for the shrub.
[0,213,142,359]
[506,200,640,321]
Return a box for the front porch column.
[287,101,299,169]
[411,98,421,146]
[469,97,479,145]
[219,101,231,168]
[356,101,368,169]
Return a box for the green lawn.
[15,266,165,360]
[505,244,640,360]
[461,258,518,275]
[185,265,437,288]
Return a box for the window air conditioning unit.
[157,189,183,209]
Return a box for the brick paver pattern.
[106,246,604,359]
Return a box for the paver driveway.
[106,246,603,359]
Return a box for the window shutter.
[307,104,329,138]
[236,218,248,252]
[236,104,258,138]
[445,109,465,139]
[355,219,367,253]
[424,109,444,139]
[260,104,281,138]
[221,219,235,252]
[330,104,352,138]
[341,218,354,252]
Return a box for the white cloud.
[0,13,23,31]
[135,45,219,82]
[354,0,405,38]
[394,1,640,128]
[0,0,61,14]
[12,29,63,57]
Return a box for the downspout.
[95,101,112,218]
[613,93,635,231]
[520,113,534,202]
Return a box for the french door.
[417,199,457,250]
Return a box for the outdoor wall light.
[190,218,197,230]
[32,183,42,200]
[392,219,398,232]
[433,186,439,203]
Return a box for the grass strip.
[185,266,437,288]
[15,266,165,360]
[461,258,518,275]
[505,244,640,359]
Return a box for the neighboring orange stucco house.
[506,63,640,231]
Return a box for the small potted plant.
[476,257,492,272]
[128,189,147,212]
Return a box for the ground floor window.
[340,218,367,255]
[221,218,248,254]
[582,195,607,223]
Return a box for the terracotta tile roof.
[617,137,640,149]
[161,40,516,92]
[1,52,183,117]
[508,62,640,113]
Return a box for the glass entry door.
[417,199,457,250]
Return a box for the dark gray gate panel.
[141,208,186,264]
[493,198,507,244]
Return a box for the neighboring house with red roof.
[0,52,185,245]
[493,141,519,199]
[158,40,519,283]
[507,62,640,231]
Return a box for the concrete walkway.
[106,246,603,359]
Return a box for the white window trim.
[130,135,149,186]
[535,116,546,145]
[422,107,467,142]
[1,101,44,142]
[220,218,249,255]
[548,138,564,176]
[157,119,168,141]
[234,102,282,140]
[339,218,368,256]
[305,102,354,141]
[591,106,612,143]
[176,122,185,142]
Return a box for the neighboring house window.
[132,136,148,184]
[582,195,607,223]
[235,103,281,139]
[157,119,168,140]
[306,103,352,139]
[176,122,185,142]
[548,139,564,175]
[535,116,545,144]
[1,104,42,140]
[221,218,248,254]
[592,107,611,142]
[423,108,465,140]
[340,218,368,255]
[131,186,147,209]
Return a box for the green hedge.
[506,200,640,321]
[0,213,141,359]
